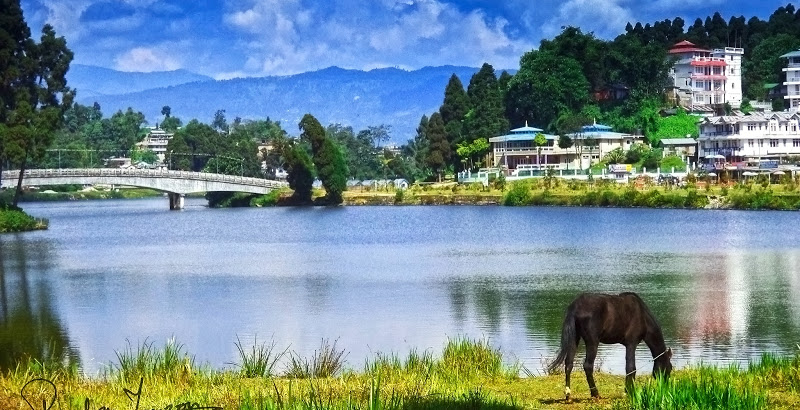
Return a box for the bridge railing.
[1,168,287,189]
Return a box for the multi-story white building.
[697,112,800,162]
[136,127,173,161]
[669,41,743,109]
[782,49,800,112]
[489,123,643,171]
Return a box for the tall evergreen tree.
[299,114,347,204]
[0,1,74,206]
[424,112,449,181]
[439,74,470,169]
[465,63,508,155]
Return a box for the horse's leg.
[583,341,601,398]
[625,344,636,394]
[564,339,578,402]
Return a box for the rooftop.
[669,40,711,55]
[781,50,800,58]
[661,138,697,145]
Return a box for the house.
[104,157,132,168]
[136,127,173,162]
[697,112,800,163]
[488,122,644,172]
[660,138,698,160]
[782,49,800,112]
[668,41,743,110]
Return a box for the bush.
[0,208,46,232]
[250,190,282,207]
[502,182,531,206]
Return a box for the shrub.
[0,208,45,232]
[250,190,282,207]
[502,182,531,206]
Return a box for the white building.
[782,49,800,112]
[136,128,173,161]
[697,112,800,162]
[488,122,643,171]
[669,41,743,109]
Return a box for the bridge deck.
[1,168,288,195]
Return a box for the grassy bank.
[0,204,48,233]
[3,338,800,409]
[0,187,163,203]
[342,178,800,210]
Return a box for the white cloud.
[114,47,182,72]
[222,0,533,75]
[541,0,634,39]
[39,0,94,41]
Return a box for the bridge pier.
[168,193,185,210]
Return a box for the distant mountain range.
[69,65,500,143]
[68,64,213,98]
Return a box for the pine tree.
[299,114,348,204]
[424,112,449,181]
[464,63,508,159]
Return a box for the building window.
[770,139,779,147]
[759,140,764,147]
[747,124,756,131]
[749,139,754,147]
[793,139,800,147]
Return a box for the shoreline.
[1,338,798,409]
[5,182,800,211]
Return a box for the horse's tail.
[547,302,577,374]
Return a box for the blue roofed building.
[489,122,644,172]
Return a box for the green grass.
[626,368,767,409]
[4,338,800,409]
[235,335,288,378]
[0,205,47,232]
[285,339,348,379]
[112,337,195,382]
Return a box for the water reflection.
[444,249,800,371]
[6,201,800,375]
[0,236,77,371]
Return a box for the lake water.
[3,197,800,376]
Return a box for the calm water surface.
[3,198,800,375]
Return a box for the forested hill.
[621,4,800,100]
[75,65,487,142]
[68,65,213,98]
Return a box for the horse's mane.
[620,292,663,333]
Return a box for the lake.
[2,197,800,376]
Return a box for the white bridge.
[1,168,288,209]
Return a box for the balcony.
[690,57,727,66]
[786,76,800,84]
[691,74,726,80]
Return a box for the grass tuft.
[234,335,288,378]
[285,338,348,378]
[112,337,194,382]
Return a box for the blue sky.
[19,0,792,79]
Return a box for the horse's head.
[652,347,673,380]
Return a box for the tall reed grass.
[285,339,348,378]
[626,367,766,409]
[112,337,195,382]
[234,335,288,378]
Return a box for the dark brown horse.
[547,292,673,401]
